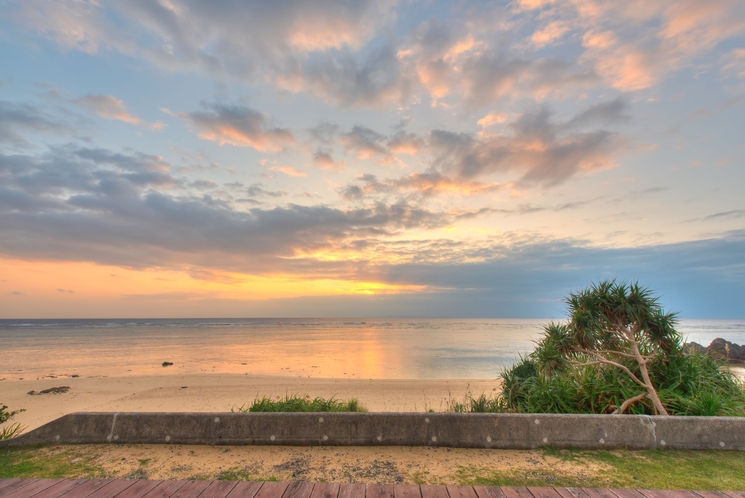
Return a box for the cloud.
[339,126,391,160]
[10,0,404,107]
[0,143,460,275]
[702,210,745,221]
[342,172,501,200]
[74,94,164,130]
[0,101,74,147]
[11,291,25,296]
[430,102,627,186]
[338,126,425,165]
[312,150,345,171]
[278,43,414,107]
[177,103,294,152]
[268,165,307,177]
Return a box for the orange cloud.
[75,94,163,130]
[268,165,307,177]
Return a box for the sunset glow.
[0,0,744,318]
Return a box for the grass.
[232,394,367,413]
[456,448,745,491]
[0,445,104,479]
[3,445,745,489]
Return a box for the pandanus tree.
[541,280,679,415]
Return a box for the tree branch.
[570,357,648,389]
[614,393,647,414]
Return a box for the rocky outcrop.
[685,338,745,363]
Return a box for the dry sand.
[28,444,607,485]
[1,374,500,432]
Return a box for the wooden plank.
[527,488,562,498]
[32,479,88,498]
[638,491,698,498]
[141,480,188,498]
[114,480,164,498]
[722,493,745,498]
[421,485,450,498]
[338,483,366,498]
[447,487,478,498]
[284,482,315,498]
[473,487,507,498]
[501,488,534,498]
[254,481,290,498]
[584,490,618,498]
[310,482,340,498]
[199,481,240,498]
[366,484,394,498]
[0,479,39,495]
[169,480,212,498]
[557,490,592,498]
[58,479,114,498]
[86,479,139,498]
[3,479,67,498]
[227,481,264,498]
[394,484,421,498]
[609,490,646,498]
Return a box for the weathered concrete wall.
[1,412,744,450]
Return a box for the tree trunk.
[627,330,669,415]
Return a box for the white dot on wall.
[323,435,328,441]
[56,435,61,442]
[487,436,492,442]
[106,435,112,442]
[114,435,119,441]
[599,438,605,444]
[319,417,324,423]
[432,436,437,442]
[543,438,548,444]
[214,417,220,423]
[534,419,540,425]
[660,440,666,446]
[377,436,382,441]
[165,436,171,442]
[425,418,430,423]
[720,442,725,447]
[270,435,276,441]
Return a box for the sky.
[0,0,744,319]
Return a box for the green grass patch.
[0,446,104,479]
[456,448,745,490]
[232,394,367,413]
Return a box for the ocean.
[1,318,743,381]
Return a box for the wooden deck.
[0,480,743,498]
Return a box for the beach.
[2,374,499,432]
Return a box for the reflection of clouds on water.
[0,318,742,380]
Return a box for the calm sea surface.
[1,318,743,380]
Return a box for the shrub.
[499,280,745,416]
[0,404,26,440]
[232,394,367,413]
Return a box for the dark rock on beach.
[685,338,745,363]
[162,362,174,367]
[27,386,71,395]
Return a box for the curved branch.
[614,393,647,414]
[570,358,648,389]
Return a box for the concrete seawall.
[1,412,744,450]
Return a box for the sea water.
[0,318,743,380]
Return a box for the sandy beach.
[1,374,499,432]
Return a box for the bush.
[0,404,25,440]
[232,394,367,413]
[498,281,745,416]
